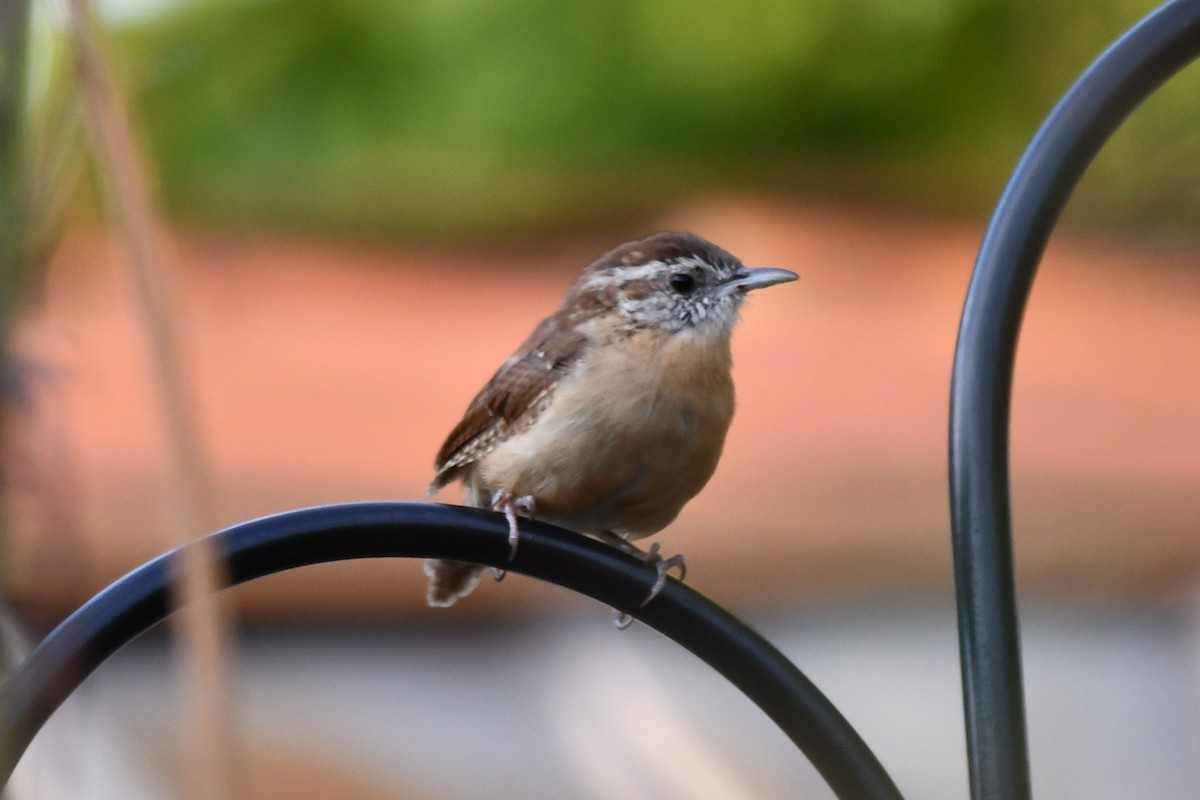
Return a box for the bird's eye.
[669,273,696,295]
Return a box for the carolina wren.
[425,232,797,615]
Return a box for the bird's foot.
[597,533,687,627]
[489,490,536,580]
[637,542,687,607]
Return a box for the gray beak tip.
[727,266,800,292]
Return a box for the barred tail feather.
[424,559,484,607]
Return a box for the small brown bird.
[425,232,797,617]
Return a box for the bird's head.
[567,232,797,339]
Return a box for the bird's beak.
[721,266,799,294]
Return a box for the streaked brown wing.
[428,311,587,491]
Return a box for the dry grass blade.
[63,2,237,798]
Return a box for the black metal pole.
[0,502,905,800]
[949,2,1200,799]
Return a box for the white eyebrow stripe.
[579,261,668,290]
[667,255,711,273]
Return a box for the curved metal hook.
[0,502,904,800]
[950,1,1200,798]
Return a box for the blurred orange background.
[7,197,1199,621]
[4,1,1200,799]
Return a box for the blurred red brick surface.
[5,199,1199,620]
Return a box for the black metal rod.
[0,501,904,800]
[949,2,1200,798]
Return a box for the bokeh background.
[2,0,1199,798]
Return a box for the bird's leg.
[489,490,536,581]
[596,531,688,627]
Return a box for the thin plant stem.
[63,2,236,798]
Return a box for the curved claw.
[641,553,687,608]
[611,609,635,630]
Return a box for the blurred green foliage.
[0,1,31,324]
[3,1,80,326]
[115,0,1200,240]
